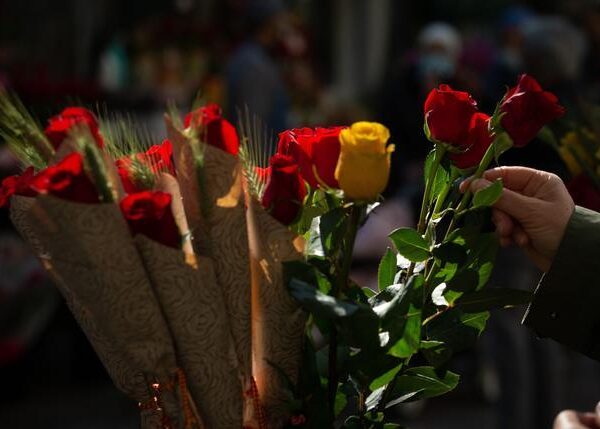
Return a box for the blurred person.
[379,22,463,194]
[465,167,600,428]
[226,0,290,133]
[484,6,534,110]
[520,16,587,105]
[497,17,587,176]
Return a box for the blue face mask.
[417,53,456,80]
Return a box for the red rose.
[424,84,479,146]
[500,74,565,147]
[567,174,600,213]
[120,190,180,248]
[44,107,104,149]
[184,104,239,155]
[31,152,100,203]
[449,113,494,169]
[277,126,345,188]
[116,139,175,193]
[0,167,37,207]
[261,153,307,225]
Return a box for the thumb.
[470,178,537,222]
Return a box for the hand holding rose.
[463,166,575,272]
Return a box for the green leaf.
[365,386,385,412]
[362,287,376,298]
[378,248,397,292]
[385,276,423,358]
[454,288,532,313]
[424,150,450,205]
[447,268,479,293]
[385,366,459,405]
[369,365,402,391]
[338,304,381,349]
[389,228,430,262]
[425,309,489,357]
[319,207,347,257]
[288,278,359,319]
[472,179,503,208]
[334,390,348,417]
[432,242,467,265]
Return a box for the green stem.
[444,140,497,237]
[432,168,460,216]
[328,204,362,421]
[408,147,446,277]
[83,144,114,203]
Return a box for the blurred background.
[1,0,600,428]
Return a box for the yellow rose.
[334,121,395,201]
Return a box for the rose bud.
[500,74,565,147]
[120,190,181,248]
[424,84,478,146]
[0,167,37,207]
[31,152,100,204]
[277,126,345,189]
[335,121,395,201]
[184,104,239,155]
[116,139,175,193]
[45,107,104,149]
[261,153,307,225]
[449,113,494,170]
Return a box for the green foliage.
[377,248,397,292]
[389,228,430,262]
[472,179,503,208]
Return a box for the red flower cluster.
[277,126,345,189]
[45,107,104,149]
[261,154,308,225]
[31,153,100,203]
[424,74,564,169]
[120,190,180,248]
[259,126,345,225]
[116,139,175,193]
[185,104,239,156]
[0,167,37,207]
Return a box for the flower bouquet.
[0,73,564,429]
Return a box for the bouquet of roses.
[0,72,564,429]
[252,74,564,428]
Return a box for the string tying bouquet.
[0,73,564,428]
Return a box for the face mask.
[417,53,456,80]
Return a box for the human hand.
[554,404,600,429]
[461,166,574,272]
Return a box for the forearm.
[523,206,600,361]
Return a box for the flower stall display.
[0,73,564,428]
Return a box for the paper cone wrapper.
[168,122,252,379]
[135,235,243,428]
[9,196,186,427]
[246,196,307,426]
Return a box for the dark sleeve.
[523,206,600,361]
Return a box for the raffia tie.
[138,368,202,429]
[245,376,268,429]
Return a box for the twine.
[138,368,202,429]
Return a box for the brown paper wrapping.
[9,195,185,428]
[246,196,307,427]
[135,235,243,428]
[167,122,252,381]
